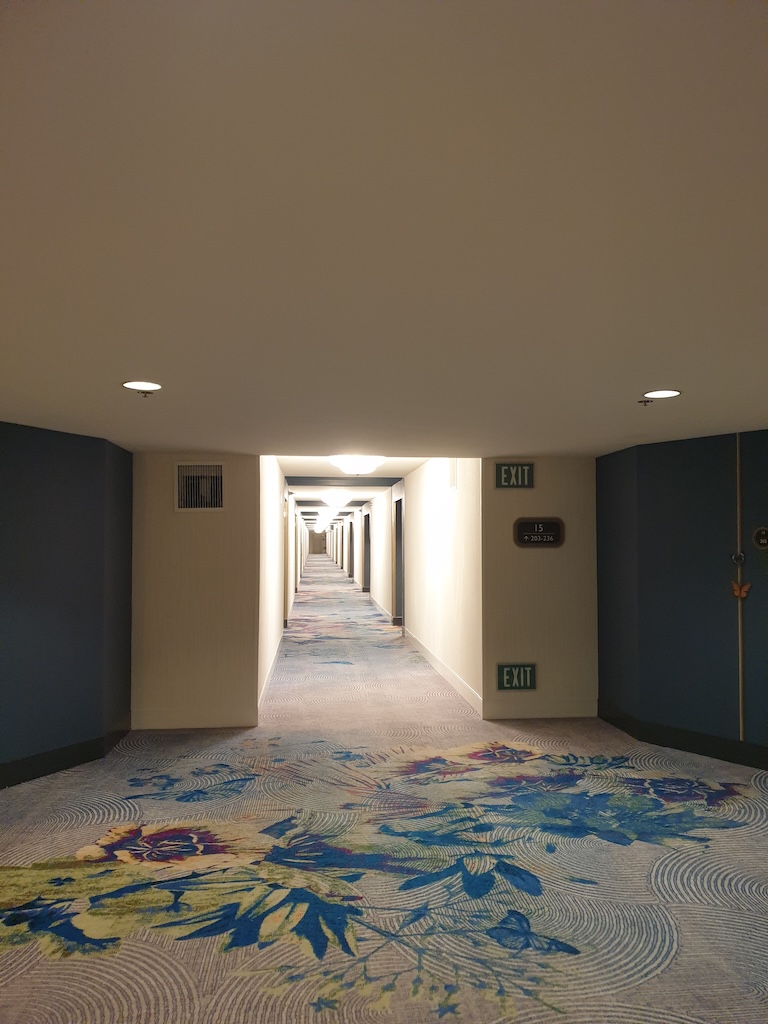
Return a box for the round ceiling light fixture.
[643,389,681,399]
[123,380,162,396]
[321,489,353,508]
[328,454,386,475]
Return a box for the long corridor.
[259,553,484,742]
[262,554,639,754]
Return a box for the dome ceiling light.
[321,490,354,508]
[638,389,681,406]
[328,455,386,475]
[123,380,162,397]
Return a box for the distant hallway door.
[362,513,371,592]
[393,497,404,627]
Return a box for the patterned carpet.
[1,555,767,1023]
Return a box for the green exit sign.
[496,463,534,488]
[498,664,536,690]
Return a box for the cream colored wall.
[132,452,259,728]
[369,488,393,617]
[481,456,598,719]
[284,493,296,622]
[403,459,483,712]
[258,456,286,702]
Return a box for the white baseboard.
[369,595,393,622]
[258,642,283,708]
[404,629,482,715]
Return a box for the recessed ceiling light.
[123,380,162,393]
[329,454,386,475]
[643,389,681,399]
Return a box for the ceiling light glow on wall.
[321,490,353,508]
[328,454,386,475]
[314,507,339,531]
[123,380,162,394]
[643,389,681,399]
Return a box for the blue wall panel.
[0,422,132,772]
[636,435,738,739]
[102,441,133,739]
[596,447,639,719]
[597,431,768,764]
[740,429,768,746]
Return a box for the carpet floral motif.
[0,739,750,1018]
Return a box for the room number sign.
[513,518,564,547]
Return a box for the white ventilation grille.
[176,463,224,510]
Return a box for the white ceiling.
[281,456,428,507]
[1,2,766,460]
[278,455,428,481]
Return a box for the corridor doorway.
[362,513,371,592]
[269,456,428,643]
[393,497,404,627]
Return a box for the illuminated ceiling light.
[321,490,353,508]
[643,389,681,399]
[315,507,339,529]
[328,454,386,475]
[123,380,162,396]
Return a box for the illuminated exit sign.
[497,664,536,690]
[496,463,534,488]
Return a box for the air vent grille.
[176,463,224,510]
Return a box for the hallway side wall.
[132,452,259,728]
[597,431,768,767]
[285,493,296,622]
[0,422,132,786]
[403,458,483,711]
[482,456,598,719]
[369,487,393,617]
[259,456,286,702]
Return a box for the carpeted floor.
[1,555,767,1023]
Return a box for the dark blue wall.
[0,422,132,782]
[597,430,767,766]
[740,429,768,746]
[636,434,738,739]
[596,446,640,719]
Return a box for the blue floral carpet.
[1,556,767,1023]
